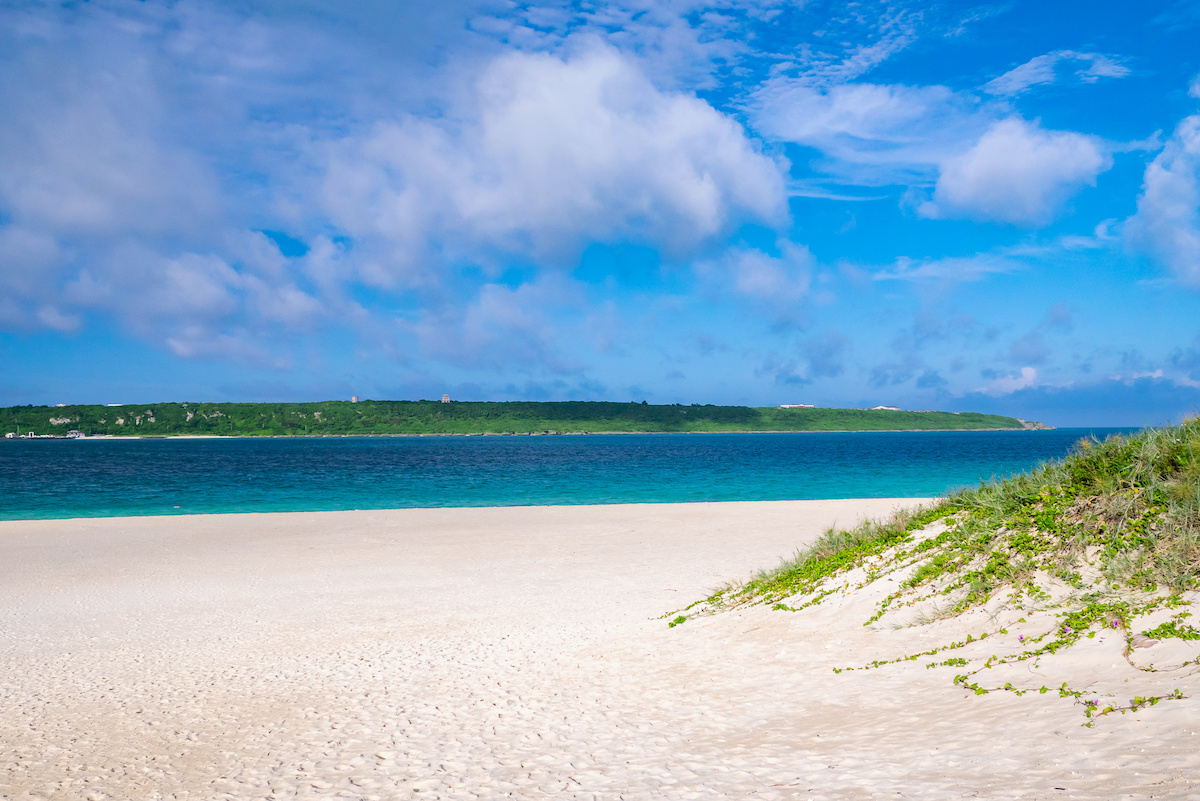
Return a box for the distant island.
[0,400,1050,438]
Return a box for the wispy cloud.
[750,80,987,187]
[984,50,1131,96]
[872,253,1023,282]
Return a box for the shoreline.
[7,426,1058,441]
[0,495,944,524]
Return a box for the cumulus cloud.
[981,366,1038,395]
[1125,114,1200,285]
[58,234,326,362]
[0,4,787,369]
[984,50,1130,96]
[755,71,1114,227]
[321,44,787,278]
[0,5,227,242]
[693,241,814,328]
[0,2,332,360]
[400,276,587,373]
[921,118,1111,225]
[0,226,72,329]
[729,243,812,303]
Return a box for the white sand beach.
[2,500,1198,800]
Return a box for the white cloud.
[487,0,921,95]
[692,241,813,327]
[872,253,1022,282]
[984,55,1057,96]
[773,4,921,89]
[0,0,797,379]
[1125,114,1200,285]
[0,3,288,354]
[753,62,1119,214]
[0,38,221,238]
[751,81,986,187]
[0,225,83,332]
[984,50,1130,96]
[921,118,1111,225]
[1190,74,1200,99]
[0,226,66,293]
[480,0,771,93]
[42,233,326,362]
[0,0,481,355]
[320,44,787,277]
[730,243,813,302]
[982,366,1038,395]
[401,276,586,372]
[0,4,789,358]
[752,56,1120,208]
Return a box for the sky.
[1,0,1199,426]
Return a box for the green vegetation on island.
[671,419,1200,724]
[0,400,1045,438]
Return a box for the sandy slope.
[1,500,1198,800]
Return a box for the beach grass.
[685,418,1200,618]
[669,419,1200,723]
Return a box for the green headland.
[1,400,1048,438]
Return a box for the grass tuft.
[672,417,1200,627]
[667,420,1200,725]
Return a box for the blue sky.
[1,0,1199,426]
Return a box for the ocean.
[0,429,1134,520]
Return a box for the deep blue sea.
[0,429,1135,521]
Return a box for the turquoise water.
[0,429,1133,520]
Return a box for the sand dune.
[2,500,1198,800]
